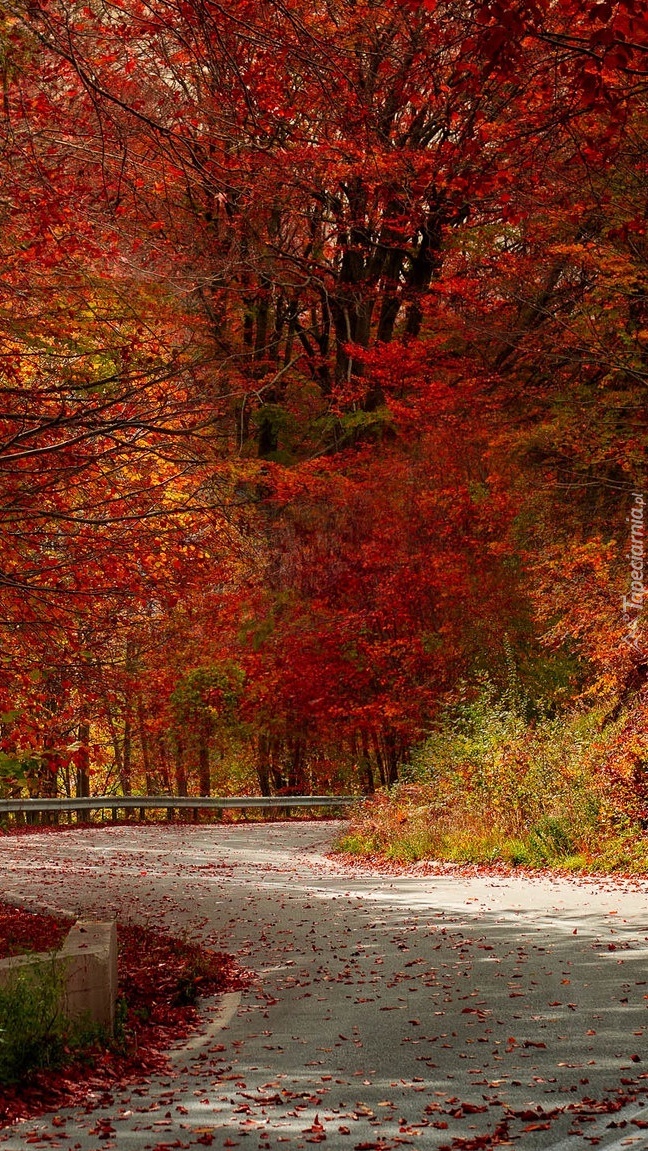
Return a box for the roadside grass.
[0,961,65,1083]
[336,789,648,872]
[0,961,107,1085]
[335,680,648,873]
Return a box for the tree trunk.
[198,722,211,797]
[257,735,272,796]
[174,735,187,823]
[370,730,387,788]
[361,730,376,793]
[76,720,91,798]
[137,697,154,794]
[122,704,132,796]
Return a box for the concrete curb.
[170,990,242,1064]
[1,895,77,920]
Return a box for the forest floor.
[1,822,648,1150]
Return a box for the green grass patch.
[335,815,643,872]
[0,958,105,1085]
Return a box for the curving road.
[1,823,648,1149]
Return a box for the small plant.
[337,831,380,855]
[0,959,66,1084]
[172,947,216,1006]
[527,816,574,863]
[384,828,438,863]
[502,840,531,867]
[0,955,109,1087]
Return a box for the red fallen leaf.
[223,1142,239,1148]
[195,1136,214,1146]
[630,1054,642,1062]
[523,1041,547,1049]
[632,1119,648,1128]
[523,1122,552,1131]
[90,1119,115,1138]
[303,1115,326,1138]
[463,1103,487,1114]
[338,1127,351,1135]
[240,1092,283,1105]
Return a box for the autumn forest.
[1,0,648,863]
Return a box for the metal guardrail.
[0,794,357,815]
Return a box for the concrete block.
[61,920,118,1032]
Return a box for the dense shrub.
[336,678,648,870]
[0,961,68,1083]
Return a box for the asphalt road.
[1,822,648,1150]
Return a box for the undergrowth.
[336,677,648,872]
[0,960,106,1085]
